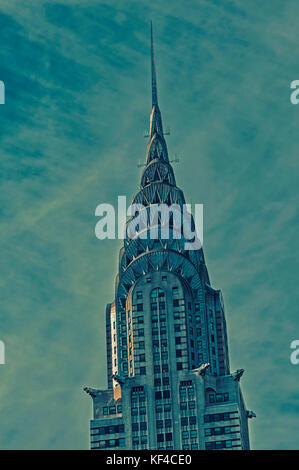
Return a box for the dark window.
[180,380,192,386]
[176,350,182,358]
[163,377,169,386]
[175,337,181,345]
[157,434,164,442]
[209,394,215,403]
[162,364,169,372]
[132,386,144,392]
[206,442,214,450]
[165,433,172,441]
[155,391,162,400]
[189,416,197,425]
[132,423,138,431]
[154,365,161,373]
[163,390,170,399]
[174,325,180,332]
[181,417,188,426]
[156,420,163,429]
[165,419,172,428]
[140,367,146,375]
[177,362,183,370]
[137,303,143,311]
[140,422,147,430]
[173,299,179,307]
[154,378,161,386]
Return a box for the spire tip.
[151,21,158,107]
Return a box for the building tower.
[85,24,254,451]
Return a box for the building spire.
[151,21,158,107]
[146,22,168,163]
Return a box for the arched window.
[150,288,166,313]
[150,287,165,299]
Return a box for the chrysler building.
[85,24,254,451]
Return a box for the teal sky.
[0,0,298,450]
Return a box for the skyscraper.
[85,24,254,451]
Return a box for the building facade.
[85,24,255,451]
